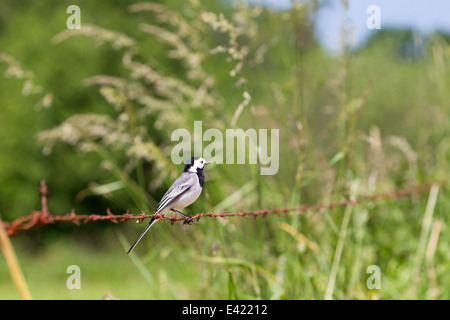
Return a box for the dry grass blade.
[0,216,32,300]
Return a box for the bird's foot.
[171,209,193,225]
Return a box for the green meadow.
[0,0,449,299]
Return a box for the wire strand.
[1,180,447,237]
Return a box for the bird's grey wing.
[155,173,197,212]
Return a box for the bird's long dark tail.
[127,217,158,254]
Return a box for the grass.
[0,0,450,300]
[2,186,449,300]
[0,216,32,300]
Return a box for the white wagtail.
[127,156,211,254]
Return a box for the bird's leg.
[171,209,193,225]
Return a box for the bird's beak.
[205,161,212,165]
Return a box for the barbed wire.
[1,180,447,237]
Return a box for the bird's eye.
[201,160,204,164]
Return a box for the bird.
[127,156,211,254]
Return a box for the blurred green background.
[0,0,449,299]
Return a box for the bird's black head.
[184,156,211,173]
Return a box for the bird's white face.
[187,157,210,173]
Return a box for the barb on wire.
[1,180,447,237]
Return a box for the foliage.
[0,0,449,299]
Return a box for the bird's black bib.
[196,168,205,187]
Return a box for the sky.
[257,0,450,52]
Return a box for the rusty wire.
[1,180,447,237]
